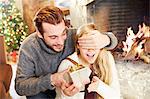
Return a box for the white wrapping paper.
[64,67,92,88]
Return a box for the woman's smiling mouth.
[86,53,95,57]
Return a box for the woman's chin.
[87,60,95,64]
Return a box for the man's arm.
[78,32,118,50]
[15,49,69,96]
[15,50,54,96]
[104,32,118,50]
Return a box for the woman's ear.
[76,44,80,54]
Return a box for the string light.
[0,0,28,52]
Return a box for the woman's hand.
[87,76,100,93]
[61,82,80,96]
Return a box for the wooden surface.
[145,38,150,53]
[0,64,12,99]
[0,36,6,64]
[0,35,12,98]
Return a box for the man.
[15,6,117,99]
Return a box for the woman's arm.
[58,59,73,72]
[88,74,120,99]
[57,59,74,84]
[88,52,120,99]
[56,59,78,99]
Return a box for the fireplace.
[87,0,149,41]
[84,0,150,62]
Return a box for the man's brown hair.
[34,6,64,35]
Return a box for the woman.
[56,23,120,99]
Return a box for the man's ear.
[35,27,43,38]
[37,31,43,38]
[77,44,80,49]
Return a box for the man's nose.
[57,37,64,45]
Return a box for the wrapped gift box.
[64,65,92,89]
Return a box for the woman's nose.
[87,48,95,51]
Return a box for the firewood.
[139,53,150,64]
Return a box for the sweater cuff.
[105,32,118,50]
[41,73,55,90]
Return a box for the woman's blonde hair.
[76,23,115,98]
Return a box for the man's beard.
[46,43,64,52]
[42,38,66,52]
[52,44,64,52]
